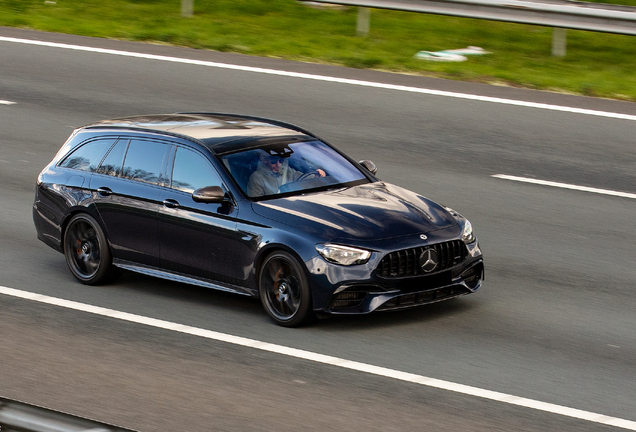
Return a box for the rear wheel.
[64,213,117,285]
[259,251,314,327]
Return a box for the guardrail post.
[552,27,567,57]
[357,7,370,36]
[181,0,193,17]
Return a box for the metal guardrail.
[0,397,136,432]
[305,0,636,34]
[303,0,636,55]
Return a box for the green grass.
[2,0,636,100]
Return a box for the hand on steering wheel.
[297,169,326,181]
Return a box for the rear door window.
[121,139,171,185]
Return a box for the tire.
[259,251,314,327]
[63,213,117,285]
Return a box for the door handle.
[163,199,180,209]
[97,187,112,197]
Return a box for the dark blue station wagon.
[33,113,484,326]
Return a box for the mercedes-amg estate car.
[33,113,484,326]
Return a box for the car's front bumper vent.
[377,240,468,278]
[329,290,368,310]
[377,285,471,311]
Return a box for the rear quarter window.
[58,139,117,172]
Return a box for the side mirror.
[359,160,377,175]
[192,186,229,204]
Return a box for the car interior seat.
[227,153,259,193]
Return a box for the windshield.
[220,140,370,199]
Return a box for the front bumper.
[306,240,484,315]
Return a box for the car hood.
[252,182,457,242]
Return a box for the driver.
[247,154,325,197]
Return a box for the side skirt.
[113,259,257,297]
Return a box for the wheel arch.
[60,206,109,249]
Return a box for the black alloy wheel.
[259,251,314,327]
[63,213,116,285]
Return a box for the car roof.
[80,113,317,154]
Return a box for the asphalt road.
[1,27,635,431]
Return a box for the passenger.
[247,154,325,197]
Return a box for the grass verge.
[2,0,636,100]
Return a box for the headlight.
[444,206,475,244]
[461,219,475,243]
[315,244,371,266]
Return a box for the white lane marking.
[0,100,16,105]
[1,36,636,122]
[493,174,636,199]
[1,285,635,430]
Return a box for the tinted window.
[170,147,222,193]
[121,139,171,185]
[59,139,116,172]
[96,139,127,177]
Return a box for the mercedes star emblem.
[419,248,439,273]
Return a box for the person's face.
[265,157,282,173]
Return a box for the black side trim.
[113,259,257,297]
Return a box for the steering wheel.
[296,170,322,181]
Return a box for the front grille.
[377,240,467,278]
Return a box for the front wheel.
[259,251,314,327]
[63,213,117,285]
